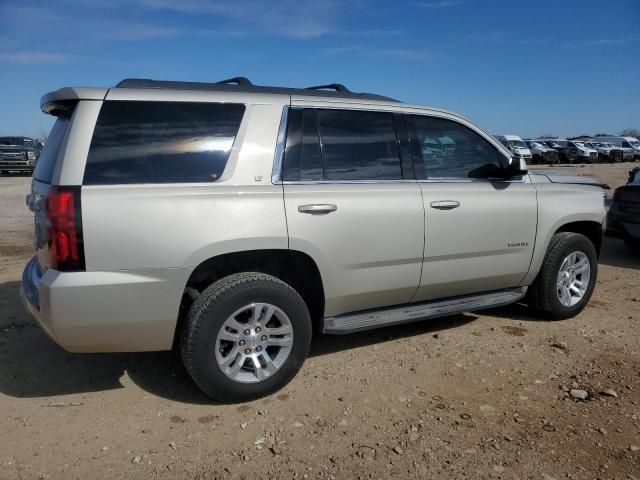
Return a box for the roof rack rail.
[306,83,350,93]
[114,78,399,102]
[216,77,253,86]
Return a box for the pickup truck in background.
[0,136,39,174]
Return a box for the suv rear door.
[406,113,537,300]
[280,104,424,318]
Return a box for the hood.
[532,172,610,189]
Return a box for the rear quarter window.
[84,101,245,185]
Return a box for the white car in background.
[524,139,558,164]
[494,135,533,161]
[588,141,623,163]
[570,141,598,163]
[593,136,640,161]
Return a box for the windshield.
[0,137,24,146]
[629,139,640,149]
[509,140,526,148]
[574,142,586,148]
[548,140,568,148]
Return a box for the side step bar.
[322,287,527,335]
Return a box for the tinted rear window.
[84,101,245,185]
[316,109,401,181]
[33,117,71,184]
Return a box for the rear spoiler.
[40,87,108,116]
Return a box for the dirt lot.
[1,164,639,480]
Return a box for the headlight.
[27,151,36,160]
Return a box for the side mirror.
[502,156,528,177]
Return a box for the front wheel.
[181,272,312,402]
[527,232,598,320]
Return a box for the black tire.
[0,170,7,175]
[181,272,312,402]
[527,232,598,320]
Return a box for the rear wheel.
[180,272,312,402]
[527,232,598,320]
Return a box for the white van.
[494,135,532,161]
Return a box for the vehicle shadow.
[0,276,478,404]
[599,236,640,270]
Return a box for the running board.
[322,287,527,334]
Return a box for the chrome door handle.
[298,204,338,215]
[430,200,460,210]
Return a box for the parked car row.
[494,134,640,164]
[0,136,43,174]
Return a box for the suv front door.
[406,114,537,301]
[279,106,425,318]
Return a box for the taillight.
[46,186,85,271]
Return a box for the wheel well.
[555,221,603,256]
[174,250,325,346]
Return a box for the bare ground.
[0,164,638,480]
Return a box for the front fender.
[522,183,605,285]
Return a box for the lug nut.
[261,335,267,341]
[244,329,250,335]
[239,340,245,346]
[255,327,261,333]
[244,348,251,354]
[256,346,262,352]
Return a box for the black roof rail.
[114,78,399,102]
[216,76,253,86]
[306,83,350,93]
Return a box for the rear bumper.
[20,256,190,352]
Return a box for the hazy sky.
[1,0,639,139]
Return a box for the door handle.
[298,204,338,215]
[430,200,460,210]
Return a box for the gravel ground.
[0,164,639,480]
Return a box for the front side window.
[407,115,503,179]
[84,101,245,185]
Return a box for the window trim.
[274,106,413,185]
[271,105,289,184]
